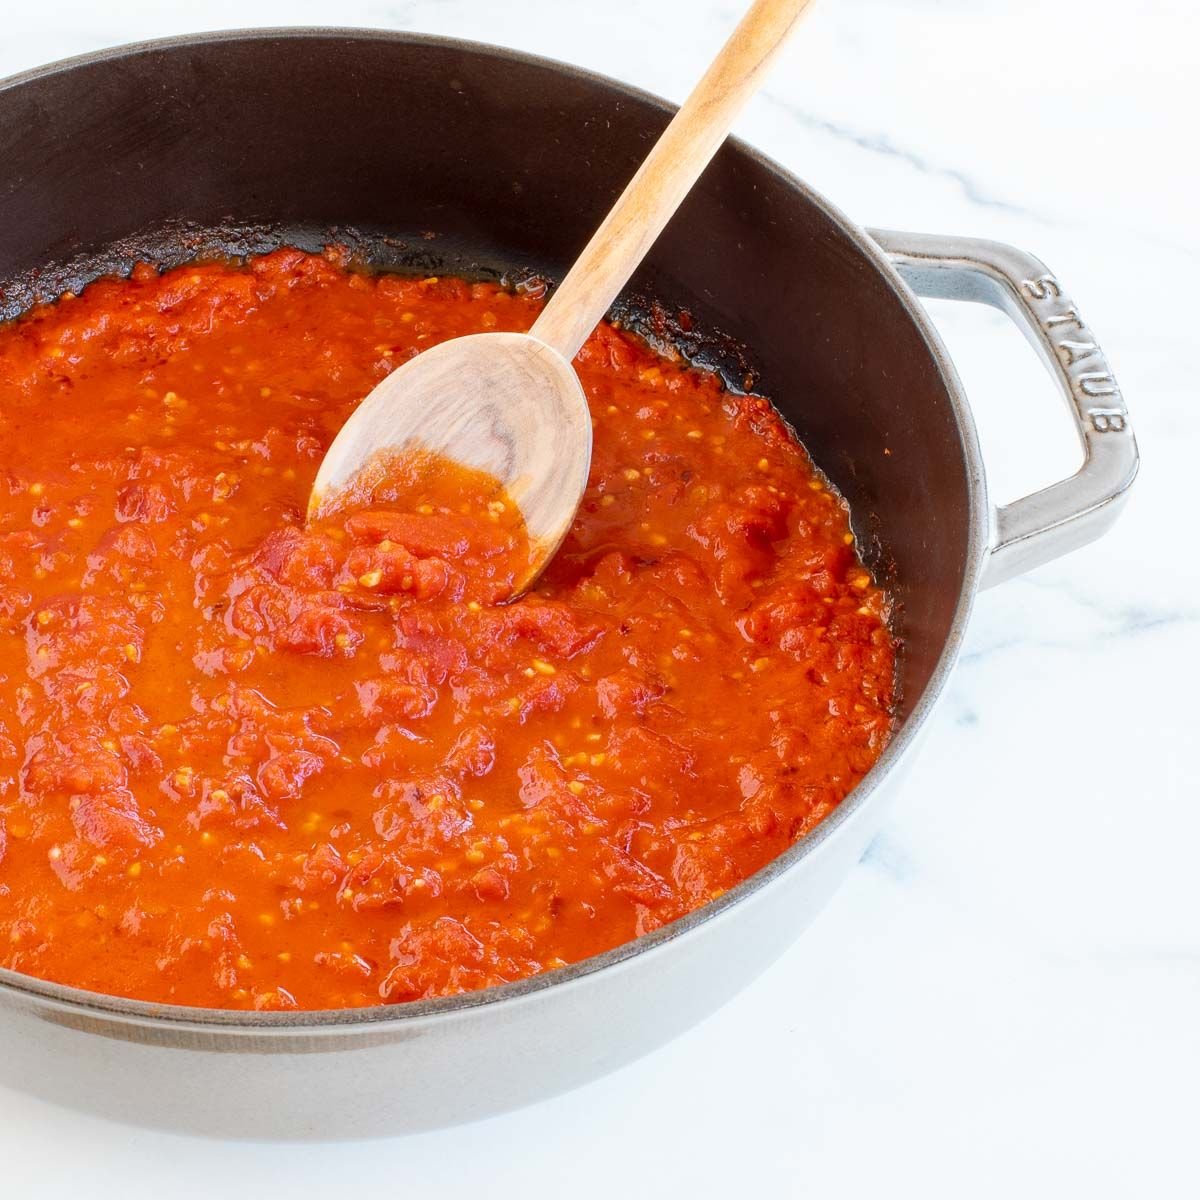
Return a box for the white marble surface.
[2,1,1197,1194]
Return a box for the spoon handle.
[529,0,816,361]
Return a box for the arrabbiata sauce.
[0,248,895,1010]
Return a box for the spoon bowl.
[309,331,591,577]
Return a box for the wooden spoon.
[309,0,815,592]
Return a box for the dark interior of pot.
[0,30,972,722]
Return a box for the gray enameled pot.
[0,29,1137,1138]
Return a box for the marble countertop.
[2,1,1195,1195]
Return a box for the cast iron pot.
[0,29,1137,1138]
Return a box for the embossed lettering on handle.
[1019,272,1129,436]
[868,230,1138,588]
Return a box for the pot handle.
[869,229,1138,588]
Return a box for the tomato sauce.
[0,248,895,1010]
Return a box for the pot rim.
[0,25,990,1033]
